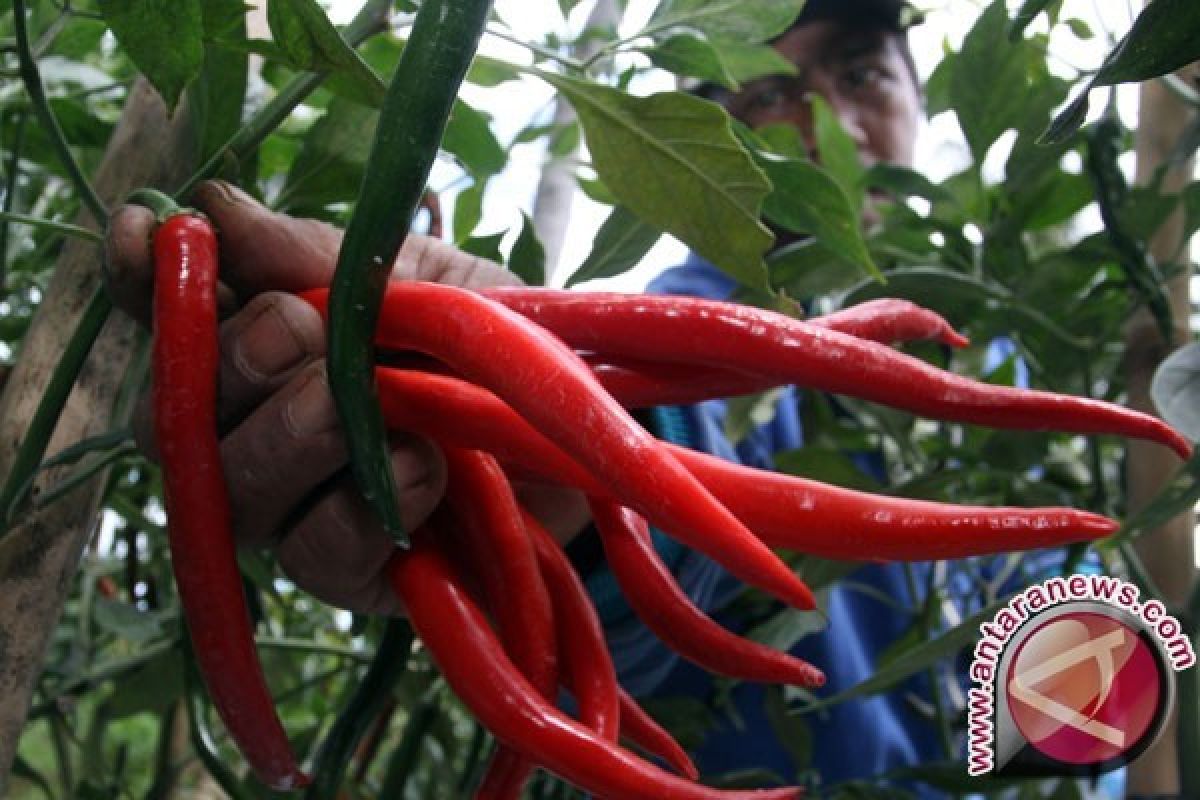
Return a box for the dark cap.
[794,0,924,32]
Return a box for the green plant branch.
[0,113,28,293]
[484,24,584,71]
[174,0,395,199]
[184,654,252,800]
[0,211,104,243]
[0,287,113,535]
[305,619,413,800]
[12,0,107,224]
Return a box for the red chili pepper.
[667,443,1119,560]
[590,499,825,688]
[618,689,699,781]
[440,448,556,800]
[478,288,1192,459]
[372,367,1118,560]
[812,297,968,348]
[301,285,816,611]
[152,212,307,790]
[521,508,621,742]
[387,526,804,800]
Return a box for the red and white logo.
[965,575,1191,778]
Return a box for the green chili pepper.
[327,0,493,544]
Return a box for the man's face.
[721,20,921,171]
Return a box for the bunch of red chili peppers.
[149,208,1191,798]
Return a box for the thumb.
[191,180,343,298]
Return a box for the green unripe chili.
[327,0,494,544]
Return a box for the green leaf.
[266,0,386,107]
[950,0,1031,162]
[460,230,506,263]
[862,163,957,207]
[1065,17,1093,40]
[278,96,378,213]
[1094,0,1200,86]
[565,205,662,288]
[1039,89,1090,145]
[643,33,738,90]
[466,54,521,86]
[644,35,796,90]
[189,0,248,163]
[1151,342,1200,441]
[453,181,486,243]
[766,238,861,297]
[443,100,507,177]
[92,597,172,644]
[108,648,186,719]
[97,0,205,112]
[541,73,773,291]
[758,155,879,281]
[773,446,882,492]
[1119,451,1200,543]
[509,213,546,286]
[1007,0,1056,41]
[645,0,807,44]
[810,95,863,203]
[558,0,584,17]
[715,39,799,85]
[801,596,1012,712]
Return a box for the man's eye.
[843,63,890,91]
[747,86,787,110]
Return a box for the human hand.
[105,180,522,615]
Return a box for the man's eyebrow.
[823,31,890,63]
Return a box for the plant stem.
[0,287,113,534]
[379,687,441,796]
[174,0,395,200]
[485,24,583,71]
[305,620,413,800]
[184,655,252,800]
[1,113,28,292]
[12,0,107,224]
[0,211,103,243]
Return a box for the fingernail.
[235,301,309,380]
[198,179,252,209]
[286,372,338,436]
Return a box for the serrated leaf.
[443,100,507,177]
[758,155,879,281]
[266,0,385,107]
[542,73,772,291]
[1094,0,1200,86]
[97,0,204,113]
[566,205,662,287]
[509,213,546,286]
[645,0,806,44]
